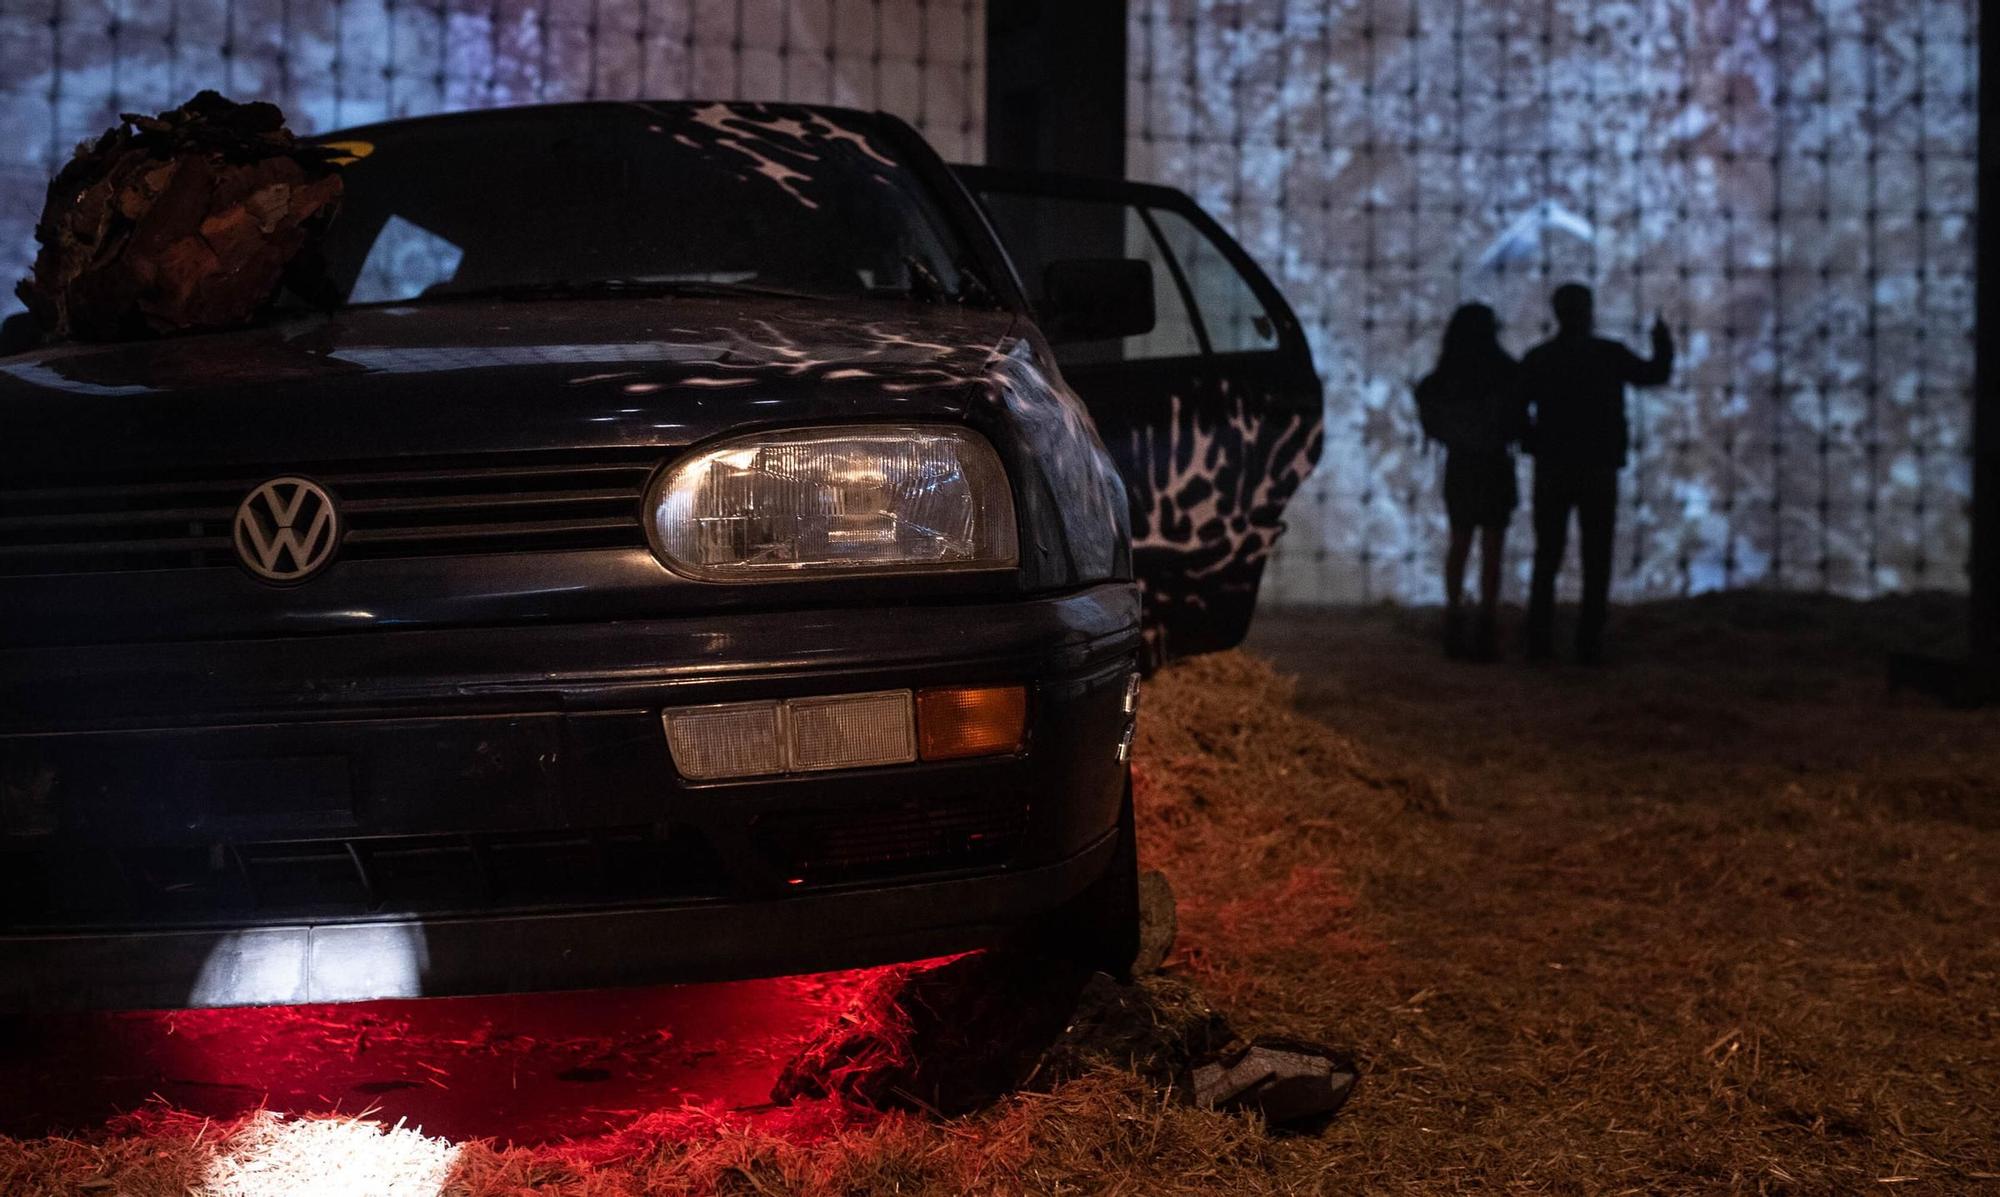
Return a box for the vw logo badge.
[233,476,341,583]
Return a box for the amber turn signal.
[916,685,1028,760]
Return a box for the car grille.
[0,826,731,927]
[754,796,1031,886]
[0,448,660,577]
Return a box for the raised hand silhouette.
[1520,285,1677,664]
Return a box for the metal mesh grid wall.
[1129,0,1978,604]
[0,0,984,312]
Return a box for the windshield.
[314,102,980,308]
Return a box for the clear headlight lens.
[648,424,1018,579]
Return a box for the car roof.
[313,99,899,143]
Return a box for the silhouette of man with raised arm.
[1520,283,1674,664]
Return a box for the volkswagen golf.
[0,101,1321,1009]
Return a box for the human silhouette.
[1416,303,1523,660]
[1519,283,1674,663]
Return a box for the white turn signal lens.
[788,690,917,772]
[661,701,785,780]
[647,424,1017,579]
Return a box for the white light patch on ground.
[204,1112,459,1197]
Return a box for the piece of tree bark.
[17,90,342,342]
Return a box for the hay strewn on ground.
[3,593,1996,1194]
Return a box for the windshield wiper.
[903,256,952,305]
[414,278,836,304]
[953,257,1001,308]
[902,255,1002,309]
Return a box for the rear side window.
[975,192,1201,365]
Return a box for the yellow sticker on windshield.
[321,139,374,166]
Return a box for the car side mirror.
[1041,259,1156,344]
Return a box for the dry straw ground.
[4,593,1996,1194]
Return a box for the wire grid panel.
[0,0,985,310]
[1130,0,1977,605]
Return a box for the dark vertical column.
[1974,0,1999,664]
[1897,0,1997,702]
[984,0,1127,177]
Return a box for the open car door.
[956,167,1323,663]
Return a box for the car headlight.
[647,424,1018,579]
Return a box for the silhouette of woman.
[1415,303,1524,659]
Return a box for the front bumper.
[0,583,1140,1009]
[1,834,1120,1009]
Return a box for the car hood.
[0,296,1022,474]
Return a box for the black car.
[0,101,1321,1009]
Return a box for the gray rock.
[1190,1037,1359,1130]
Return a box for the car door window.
[974,191,1202,365]
[1144,206,1279,355]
